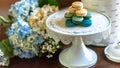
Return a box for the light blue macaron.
[72,15,83,24]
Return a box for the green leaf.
[2,39,13,53]
[38,0,48,7]
[8,12,14,21]
[0,39,13,58]
[0,16,12,27]
[38,51,43,57]
[38,0,58,7]
[48,0,58,6]
[0,42,7,54]
[0,16,10,23]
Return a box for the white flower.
[56,45,60,48]
[0,57,8,66]
[46,54,53,58]
[0,50,4,57]
[27,5,58,28]
[0,50,8,66]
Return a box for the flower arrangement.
[0,0,60,66]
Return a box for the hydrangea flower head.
[9,0,38,20]
[5,0,60,60]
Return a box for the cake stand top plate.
[46,8,111,36]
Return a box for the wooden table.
[0,0,120,68]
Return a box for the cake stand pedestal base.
[59,36,97,68]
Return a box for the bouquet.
[0,0,60,66]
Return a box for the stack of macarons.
[64,1,92,27]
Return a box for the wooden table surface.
[0,0,120,68]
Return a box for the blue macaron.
[65,20,76,27]
[81,19,92,27]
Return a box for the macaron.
[75,9,87,16]
[72,1,83,10]
[84,11,92,19]
[72,15,83,24]
[65,20,76,27]
[68,6,76,13]
[64,12,74,20]
[81,19,92,27]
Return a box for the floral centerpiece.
[0,0,60,66]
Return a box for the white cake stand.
[46,9,111,68]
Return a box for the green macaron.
[64,12,74,20]
[72,15,83,24]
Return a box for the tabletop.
[0,0,120,68]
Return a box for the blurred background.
[0,0,80,41]
[0,0,80,17]
[0,0,20,17]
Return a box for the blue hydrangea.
[18,27,31,39]
[6,25,15,36]
[33,35,44,45]
[19,51,35,59]
[12,33,44,59]
[5,0,60,60]
[15,18,30,27]
[12,34,44,59]
[15,19,31,39]
[10,0,38,20]
[25,0,38,11]
[6,18,45,59]
[13,46,35,59]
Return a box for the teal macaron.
[65,20,76,27]
[84,11,92,19]
[64,12,74,20]
[81,19,92,27]
[72,15,83,24]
